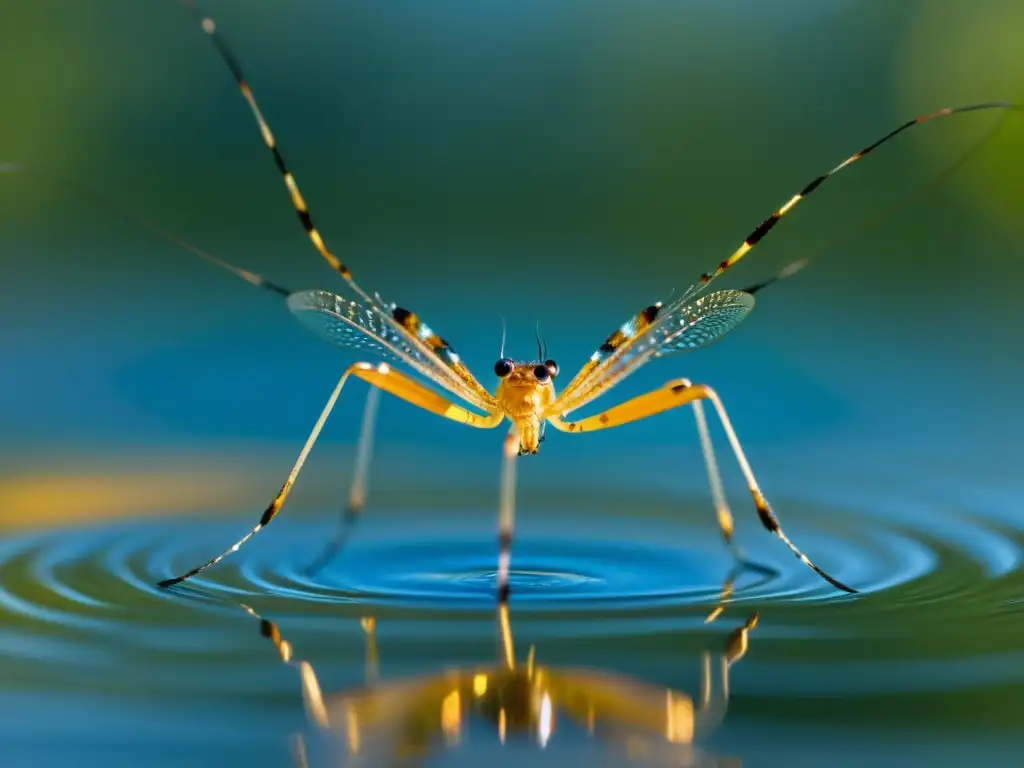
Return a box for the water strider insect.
[7,3,1018,599]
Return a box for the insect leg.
[304,386,382,576]
[159,363,503,587]
[158,367,355,588]
[669,378,741,561]
[497,427,518,605]
[697,101,1019,288]
[548,382,856,593]
[739,100,1017,297]
[176,2,353,284]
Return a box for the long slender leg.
[177,2,352,284]
[304,386,382,576]
[739,103,1017,297]
[548,381,856,593]
[158,368,353,588]
[668,377,741,560]
[695,101,1019,289]
[497,426,518,605]
[159,362,503,588]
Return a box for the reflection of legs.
[361,616,379,685]
[243,604,329,729]
[159,362,502,588]
[498,601,515,670]
[704,560,775,624]
[497,428,519,604]
[697,612,759,732]
[305,386,382,575]
[549,380,855,593]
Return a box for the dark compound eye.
[533,364,551,382]
[544,359,559,378]
[494,358,514,377]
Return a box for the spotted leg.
[548,381,856,593]
[158,363,503,588]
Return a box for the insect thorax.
[495,363,556,455]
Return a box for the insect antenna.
[535,321,547,361]
[2,161,293,297]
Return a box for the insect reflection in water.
[210,578,756,767]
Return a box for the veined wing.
[549,282,703,412]
[288,290,498,413]
[367,291,498,412]
[652,292,755,358]
[546,290,754,417]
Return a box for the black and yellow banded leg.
[698,101,1019,288]
[158,362,503,588]
[177,3,352,283]
[548,382,856,593]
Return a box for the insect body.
[492,357,558,455]
[9,2,1018,598]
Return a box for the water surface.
[1,0,1023,765]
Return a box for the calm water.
[2,0,1023,765]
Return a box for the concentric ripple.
[0,485,1021,623]
[0,479,1023,762]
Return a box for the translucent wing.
[288,290,497,412]
[652,292,755,358]
[289,290,407,363]
[547,290,754,417]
